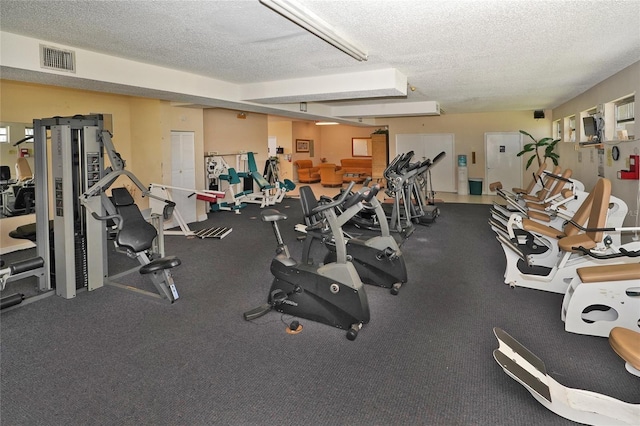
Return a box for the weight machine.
[205,155,248,214]
[17,114,180,303]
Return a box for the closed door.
[485,132,522,194]
[171,131,196,225]
[396,133,455,192]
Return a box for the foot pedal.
[377,247,397,261]
[243,303,272,321]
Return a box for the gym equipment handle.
[542,171,573,184]
[573,246,640,259]
[91,212,124,230]
[364,184,380,202]
[566,219,639,234]
[311,182,356,214]
[432,151,446,165]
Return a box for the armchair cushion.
[294,159,320,183]
[320,163,344,187]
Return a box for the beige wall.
[376,111,552,182]
[316,124,378,165]
[203,108,269,190]
[128,98,164,201]
[0,80,134,166]
[291,121,321,164]
[267,120,294,181]
[203,108,267,154]
[552,61,639,230]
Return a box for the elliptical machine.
[299,183,407,295]
[243,183,370,340]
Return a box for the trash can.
[469,178,483,195]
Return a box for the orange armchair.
[320,163,345,187]
[294,160,320,183]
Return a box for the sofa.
[340,158,372,182]
[319,163,345,187]
[293,159,320,183]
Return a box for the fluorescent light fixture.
[260,0,368,62]
[315,121,339,126]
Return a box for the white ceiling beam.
[241,68,407,103]
[332,101,441,118]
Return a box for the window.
[0,127,8,143]
[25,127,34,138]
[564,116,576,142]
[553,119,562,140]
[615,95,634,140]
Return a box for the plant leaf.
[519,130,537,143]
[525,155,536,169]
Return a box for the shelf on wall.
[576,142,603,149]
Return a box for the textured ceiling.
[1,0,639,118]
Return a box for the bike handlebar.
[432,151,446,165]
[311,181,356,214]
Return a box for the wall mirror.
[1,121,34,171]
[352,137,372,157]
[1,121,36,227]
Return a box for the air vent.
[40,45,76,73]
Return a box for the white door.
[268,136,277,157]
[485,132,522,194]
[396,133,455,192]
[171,131,196,225]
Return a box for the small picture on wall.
[296,139,310,153]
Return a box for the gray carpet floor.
[1,199,638,425]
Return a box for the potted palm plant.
[517,130,560,169]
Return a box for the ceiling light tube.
[260,0,368,61]
[315,121,339,126]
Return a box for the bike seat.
[261,209,287,222]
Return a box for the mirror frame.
[352,137,372,157]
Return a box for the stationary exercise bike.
[299,183,407,295]
[243,183,370,340]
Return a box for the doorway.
[170,131,196,225]
[485,132,522,194]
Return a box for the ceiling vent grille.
[40,45,76,73]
